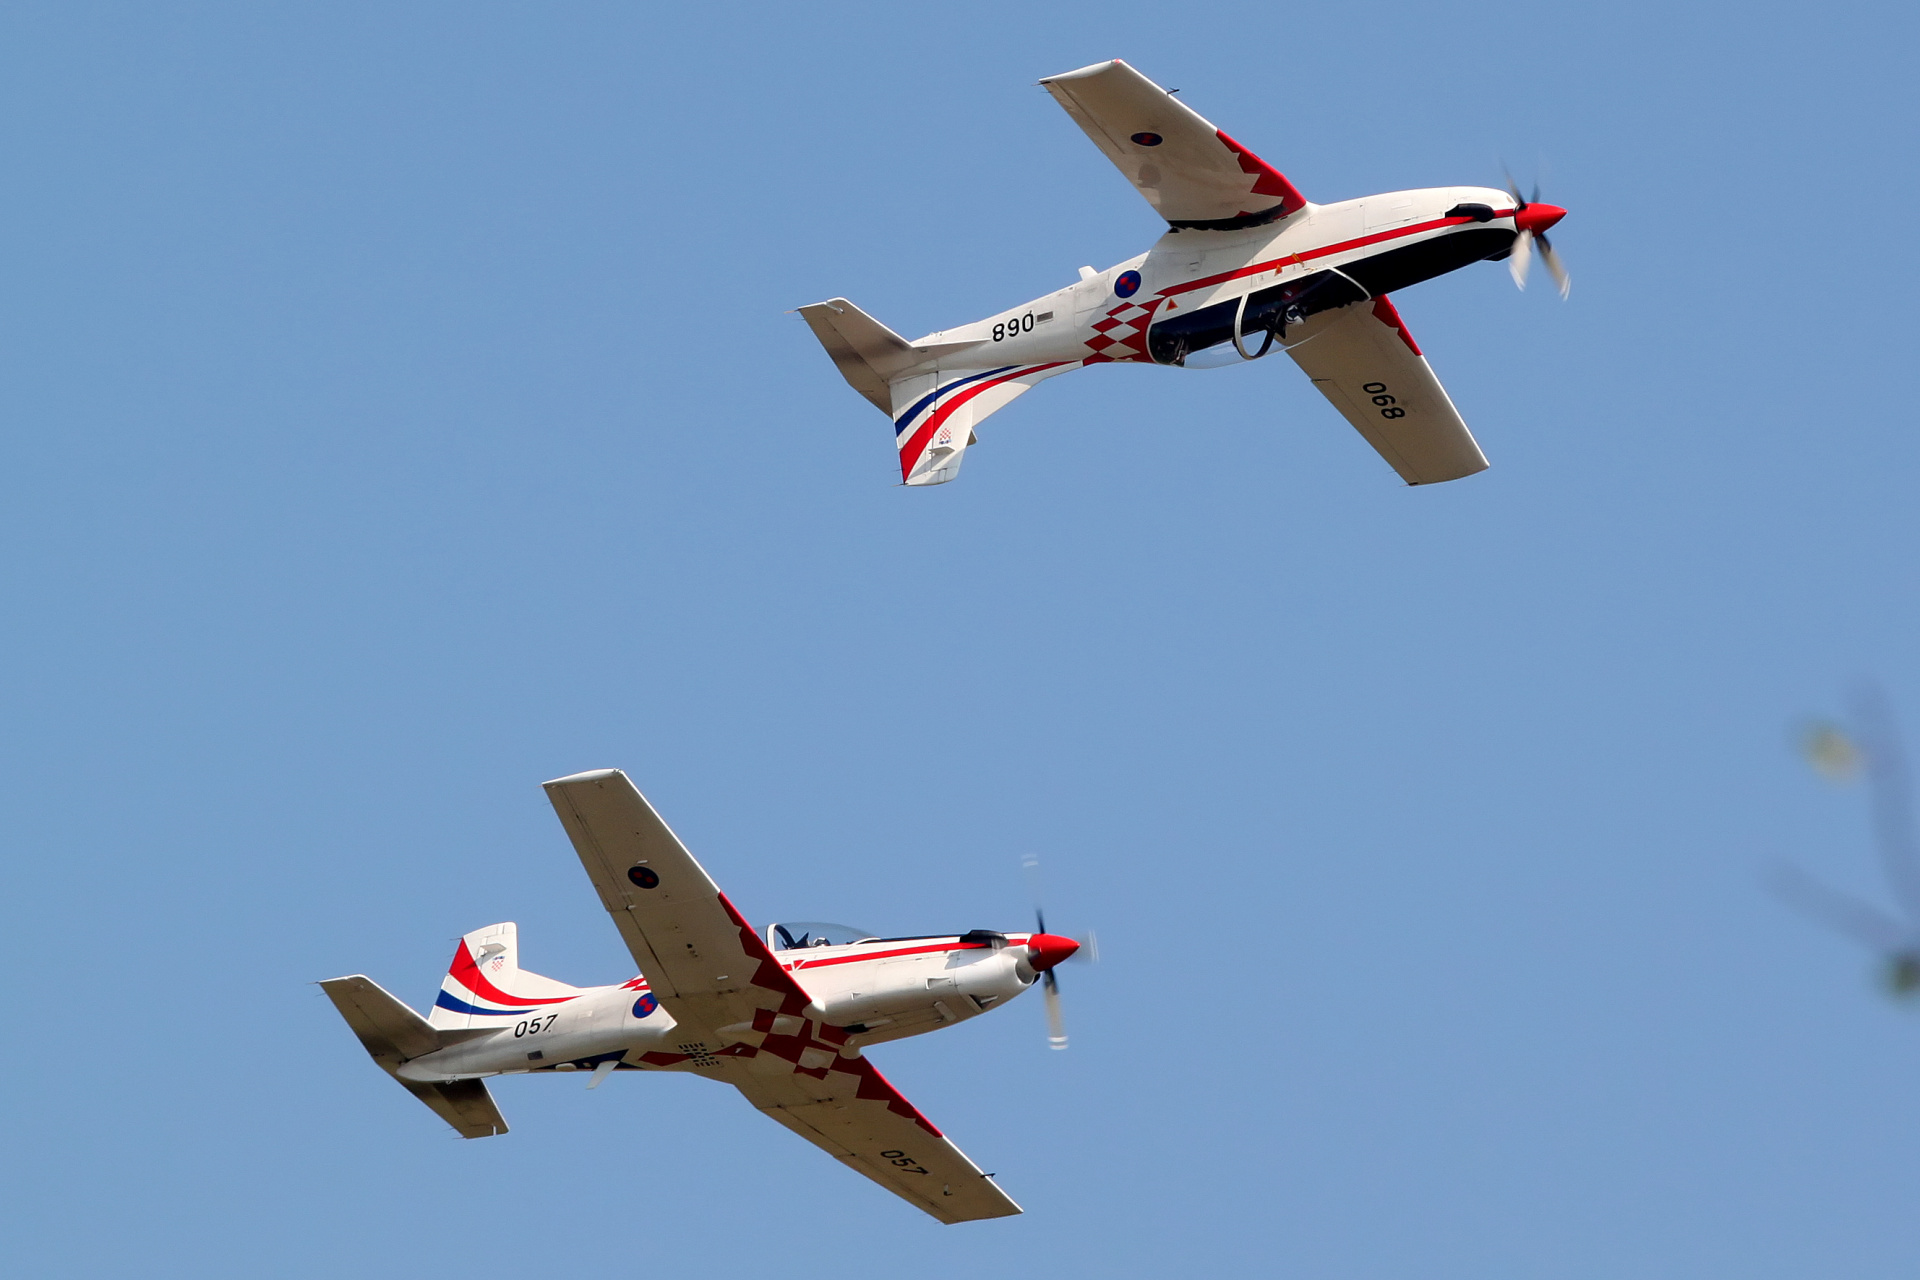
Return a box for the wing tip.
[542,768,627,789]
[1039,58,1126,86]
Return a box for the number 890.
[1363,381,1406,420]
[992,313,1036,342]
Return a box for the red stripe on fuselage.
[1158,209,1516,302]
[784,935,1028,972]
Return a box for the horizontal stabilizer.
[320,974,509,1139]
[321,974,439,1065]
[400,1078,509,1140]
[800,299,982,415]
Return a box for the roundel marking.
[627,864,660,889]
[1114,270,1142,299]
[632,993,658,1018]
[1130,132,1163,147]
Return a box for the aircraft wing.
[1040,59,1306,227]
[542,769,817,1034]
[1285,296,1489,485]
[544,768,1019,1223]
[716,1051,1021,1224]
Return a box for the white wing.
[1041,60,1306,227]
[542,770,819,1035]
[718,1051,1021,1223]
[543,769,1019,1223]
[1286,296,1488,485]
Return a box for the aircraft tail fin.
[799,296,1076,485]
[889,363,1078,486]
[318,974,509,1138]
[428,922,585,1031]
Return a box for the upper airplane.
[320,769,1086,1224]
[801,59,1569,488]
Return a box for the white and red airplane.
[321,769,1083,1224]
[802,58,1569,488]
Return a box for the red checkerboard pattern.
[1083,297,1163,364]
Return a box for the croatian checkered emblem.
[1083,297,1163,363]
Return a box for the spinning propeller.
[1771,689,1920,998]
[1022,856,1098,1050]
[1503,174,1571,299]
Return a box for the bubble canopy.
[766,921,875,951]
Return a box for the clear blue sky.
[4,3,1918,1275]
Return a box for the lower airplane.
[802,58,1570,488]
[321,769,1080,1223]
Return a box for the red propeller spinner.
[1513,202,1567,235]
[1027,933,1081,971]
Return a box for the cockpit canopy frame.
[766,921,876,952]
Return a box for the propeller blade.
[1022,852,1084,1045]
[1022,854,1047,936]
[1068,928,1099,964]
[1851,686,1920,925]
[1768,863,1915,953]
[1538,233,1571,299]
[1509,229,1533,290]
[1042,969,1067,1050]
[1501,165,1525,210]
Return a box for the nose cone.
[1514,203,1566,235]
[1028,933,1080,972]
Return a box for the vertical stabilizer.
[428,922,584,1030]
[889,364,1077,486]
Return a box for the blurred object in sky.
[1773,686,1920,1000]
[1800,721,1863,782]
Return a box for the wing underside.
[541,769,1019,1223]
[1040,59,1305,227]
[719,1053,1021,1223]
[542,769,817,1036]
[1285,296,1488,485]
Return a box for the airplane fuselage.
[917,186,1521,368]
[396,930,1048,1084]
